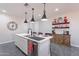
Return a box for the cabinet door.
[19,38,28,54]
[63,36,70,46]
[53,34,63,44]
[15,36,21,48]
[15,36,28,55]
[38,40,50,56]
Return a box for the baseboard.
[0,40,14,45]
[71,44,79,47]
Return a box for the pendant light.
[41,3,48,21]
[24,3,28,23]
[24,12,28,23]
[30,8,35,23]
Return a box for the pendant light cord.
[25,12,27,20]
[24,3,28,20]
[44,3,46,14]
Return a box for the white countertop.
[16,33,52,43]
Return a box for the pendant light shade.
[31,8,35,23]
[24,12,28,23]
[24,19,28,23]
[41,3,48,21]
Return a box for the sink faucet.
[28,28,33,36]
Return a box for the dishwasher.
[28,40,38,56]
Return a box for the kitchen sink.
[25,35,45,41]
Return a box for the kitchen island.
[15,33,52,56]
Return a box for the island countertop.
[16,33,52,43]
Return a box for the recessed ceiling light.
[55,8,59,11]
[2,10,7,13]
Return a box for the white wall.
[0,14,28,44]
[33,22,39,33]
[39,20,52,34]
[0,14,13,44]
[61,11,79,47]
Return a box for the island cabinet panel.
[15,35,28,55]
[38,39,50,56]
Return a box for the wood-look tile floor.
[0,42,25,56]
[0,42,79,56]
[51,43,79,56]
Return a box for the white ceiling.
[0,3,79,20]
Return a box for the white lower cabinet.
[15,34,50,56]
[19,38,28,54]
[38,40,50,56]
